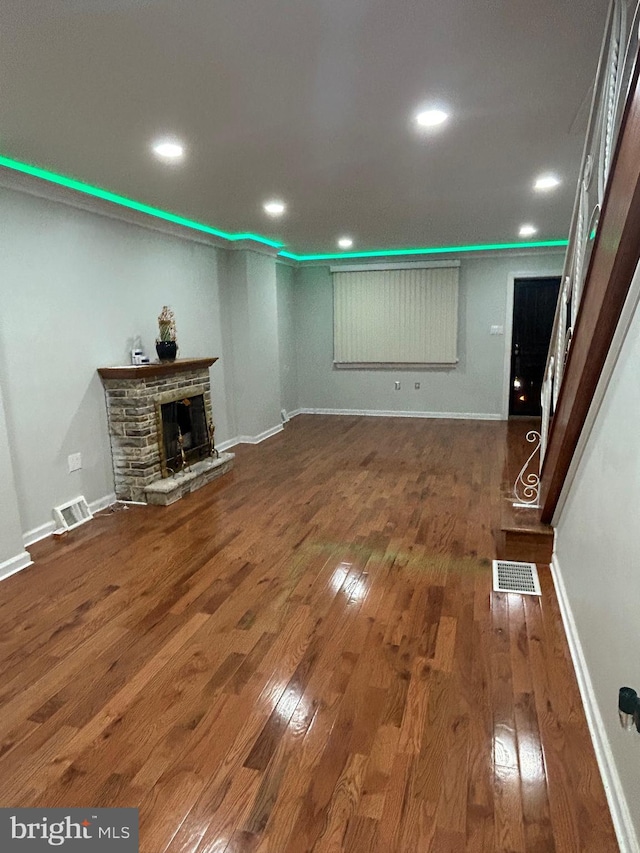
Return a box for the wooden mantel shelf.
[98,357,218,380]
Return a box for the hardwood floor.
[0,415,618,852]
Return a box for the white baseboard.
[218,423,284,450]
[296,407,502,421]
[89,492,117,514]
[234,424,284,444]
[550,553,639,853]
[22,491,118,548]
[216,410,500,451]
[23,520,56,547]
[0,550,33,582]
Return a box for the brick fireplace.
[98,358,234,505]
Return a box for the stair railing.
[539,0,639,468]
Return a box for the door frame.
[502,270,563,420]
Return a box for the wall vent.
[53,496,93,532]
[492,560,541,595]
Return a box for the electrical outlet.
[414,382,421,390]
[394,381,401,390]
[68,452,82,473]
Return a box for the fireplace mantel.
[98,357,217,381]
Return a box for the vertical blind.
[333,266,459,364]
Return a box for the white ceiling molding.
[0,166,231,251]
[229,238,281,258]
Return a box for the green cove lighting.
[0,154,569,260]
[0,154,283,250]
[279,239,569,262]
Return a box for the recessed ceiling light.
[152,138,185,161]
[534,174,561,191]
[519,224,538,237]
[263,199,286,217]
[415,108,449,129]
[337,236,354,249]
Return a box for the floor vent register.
[492,560,541,596]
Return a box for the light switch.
[490,325,504,335]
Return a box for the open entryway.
[509,276,561,416]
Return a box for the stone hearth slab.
[144,452,235,506]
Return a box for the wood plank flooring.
[0,415,618,852]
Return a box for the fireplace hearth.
[98,358,234,504]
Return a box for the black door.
[509,276,560,416]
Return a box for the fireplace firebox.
[157,393,210,476]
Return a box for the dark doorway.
[509,276,561,416]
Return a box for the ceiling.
[0,0,607,257]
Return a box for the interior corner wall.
[553,288,640,848]
[293,253,563,417]
[218,249,281,439]
[217,249,245,441]
[0,381,28,566]
[276,262,299,415]
[0,187,228,538]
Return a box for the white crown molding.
[0,167,567,268]
[0,167,283,260]
[0,166,233,250]
[300,248,566,268]
[231,239,281,259]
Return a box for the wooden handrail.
[540,45,640,521]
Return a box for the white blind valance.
[333,266,459,365]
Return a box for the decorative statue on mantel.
[156,306,178,362]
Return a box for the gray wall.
[218,249,249,440]
[293,254,563,416]
[554,291,640,847]
[276,262,299,416]
[0,187,228,536]
[218,249,282,439]
[245,251,281,436]
[0,381,28,568]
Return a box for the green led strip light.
[280,239,569,262]
[0,154,283,249]
[0,154,569,260]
